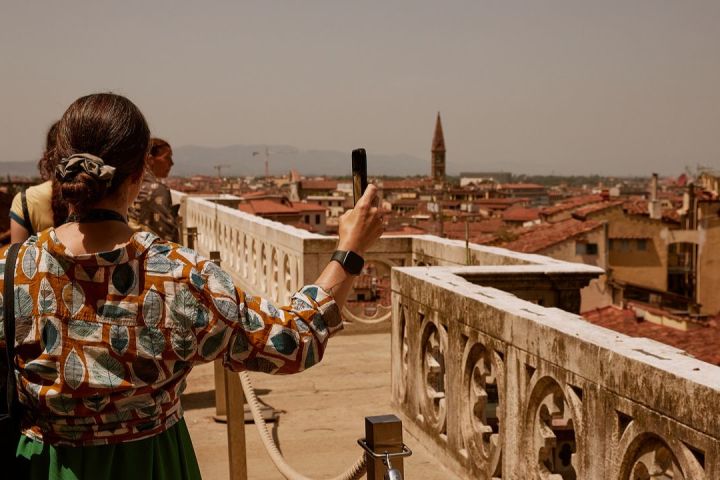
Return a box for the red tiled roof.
[241,190,270,198]
[573,200,624,220]
[498,183,546,190]
[417,218,506,236]
[291,201,326,212]
[238,200,298,215]
[498,218,604,253]
[502,207,541,222]
[300,180,338,190]
[623,200,680,223]
[382,179,432,190]
[383,225,428,236]
[584,306,720,365]
[471,198,530,211]
[540,195,604,216]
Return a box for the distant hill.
[171,144,428,177]
[0,145,429,178]
[0,162,40,178]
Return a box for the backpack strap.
[3,243,22,419]
[20,190,34,236]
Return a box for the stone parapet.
[391,266,719,479]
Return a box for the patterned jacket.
[0,229,341,446]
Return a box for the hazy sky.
[2,1,719,175]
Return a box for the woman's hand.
[336,184,384,255]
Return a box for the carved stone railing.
[391,265,720,479]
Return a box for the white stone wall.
[392,266,720,479]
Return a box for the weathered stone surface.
[392,265,720,479]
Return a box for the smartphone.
[352,148,368,205]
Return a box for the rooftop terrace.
[176,190,720,479]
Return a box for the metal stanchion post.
[361,415,407,480]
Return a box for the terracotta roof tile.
[382,179,433,190]
[291,201,326,212]
[498,218,604,253]
[498,183,546,190]
[623,200,680,223]
[502,207,541,222]
[300,180,338,190]
[584,306,720,365]
[238,199,298,215]
[540,194,604,216]
[573,200,624,219]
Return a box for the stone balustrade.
[391,265,720,479]
[176,191,719,479]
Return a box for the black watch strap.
[331,250,364,275]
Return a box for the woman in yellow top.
[9,122,69,243]
[1,93,383,479]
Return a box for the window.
[315,214,321,224]
[304,215,310,223]
[576,243,598,255]
[636,239,648,251]
[610,239,631,252]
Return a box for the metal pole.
[364,415,405,480]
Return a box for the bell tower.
[431,112,446,182]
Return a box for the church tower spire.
[431,112,446,182]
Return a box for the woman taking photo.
[1,93,383,479]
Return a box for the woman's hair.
[50,181,69,227]
[37,121,60,181]
[55,93,150,213]
[150,137,171,157]
[36,121,69,227]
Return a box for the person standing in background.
[9,121,69,243]
[128,138,179,242]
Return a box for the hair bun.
[60,171,109,207]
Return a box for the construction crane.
[252,146,270,178]
[252,146,298,179]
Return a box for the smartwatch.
[331,250,364,275]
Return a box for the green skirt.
[15,419,202,480]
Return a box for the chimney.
[648,173,662,220]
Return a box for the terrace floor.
[183,333,458,480]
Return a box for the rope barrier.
[240,371,367,480]
[341,305,392,325]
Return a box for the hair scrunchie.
[55,153,116,187]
